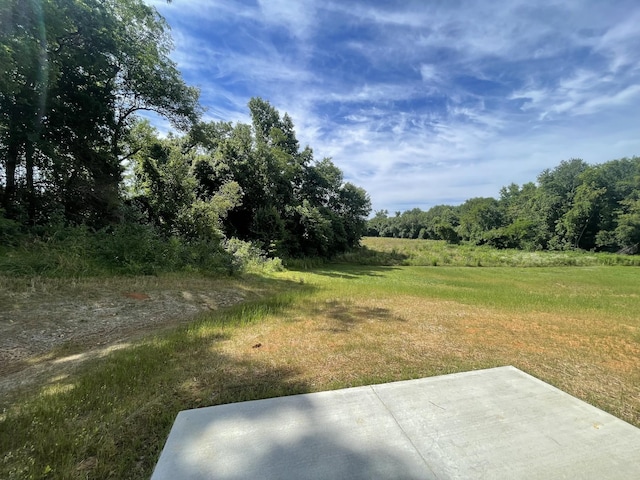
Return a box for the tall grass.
[0,225,282,277]
[340,237,640,267]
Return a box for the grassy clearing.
[347,237,640,266]
[1,261,639,478]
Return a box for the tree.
[535,158,589,249]
[614,196,640,250]
[558,181,606,249]
[334,182,371,247]
[494,182,544,249]
[610,159,640,251]
[302,157,343,208]
[367,210,389,237]
[456,197,503,244]
[363,157,639,254]
[0,0,200,226]
[109,0,201,157]
[423,205,460,242]
[131,129,242,242]
[587,157,640,251]
[182,99,371,257]
[0,0,51,221]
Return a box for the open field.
[1,256,639,478]
[351,237,640,266]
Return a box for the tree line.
[368,157,640,253]
[0,0,370,261]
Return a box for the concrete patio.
[152,366,640,479]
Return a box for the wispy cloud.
[146,0,640,213]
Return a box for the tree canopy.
[367,156,640,254]
[131,98,371,258]
[0,0,199,226]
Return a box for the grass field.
[349,237,640,266]
[1,240,639,479]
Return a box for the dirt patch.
[0,276,252,399]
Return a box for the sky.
[146,0,640,215]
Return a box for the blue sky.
[147,0,640,214]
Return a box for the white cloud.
[256,0,318,40]
[143,0,640,214]
[419,64,440,83]
[595,11,640,72]
[576,84,640,115]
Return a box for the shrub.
[0,210,23,246]
[224,238,283,274]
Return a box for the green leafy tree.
[492,182,544,249]
[585,157,640,251]
[131,131,242,242]
[367,210,389,236]
[185,99,371,257]
[393,208,427,239]
[557,181,606,249]
[535,158,589,249]
[364,157,638,254]
[0,0,199,226]
[456,197,503,244]
[614,196,640,250]
[423,205,460,242]
[610,161,640,251]
[334,182,371,247]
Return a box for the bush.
[0,216,286,277]
[0,210,23,246]
[224,238,283,274]
[92,223,169,274]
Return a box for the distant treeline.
[368,157,640,253]
[0,0,370,264]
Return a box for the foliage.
[129,130,243,244]
[0,0,199,227]
[224,237,284,273]
[130,99,371,259]
[367,156,640,254]
[0,222,281,277]
[1,0,371,271]
[0,208,21,245]
[351,237,640,267]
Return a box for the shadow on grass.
[310,299,406,332]
[0,272,311,400]
[0,274,319,480]
[294,264,400,280]
[334,245,410,266]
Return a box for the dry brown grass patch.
[216,292,639,426]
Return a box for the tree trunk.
[2,142,20,217]
[25,140,35,224]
